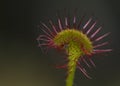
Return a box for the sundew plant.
[37,11,111,86]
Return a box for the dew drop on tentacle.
[72,9,78,28]
[86,21,97,35]
[93,49,112,53]
[93,42,108,48]
[49,20,58,35]
[90,26,102,39]
[58,17,63,31]
[40,22,55,37]
[77,61,92,79]
[81,56,91,68]
[94,32,110,42]
[83,18,92,30]
[77,14,86,30]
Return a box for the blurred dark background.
[1,0,120,86]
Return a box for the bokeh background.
[1,0,120,86]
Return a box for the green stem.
[66,41,82,86]
[66,60,77,86]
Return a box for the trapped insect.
[37,11,112,86]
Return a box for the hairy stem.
[66,60,77,86]
[66,41,82,86]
